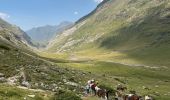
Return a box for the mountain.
[26,21,73,47]
[48,0,170,66]
[0,18,33,48]
[44,0,170,99]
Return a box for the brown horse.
[124,94,140,100]
[97,89,107,99]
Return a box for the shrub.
[51,89,82,100]
[0,45,10,50]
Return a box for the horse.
[124,94,140,100]
[97,89,107,99]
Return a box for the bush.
[0,45,10,50]
[51,89,82,100]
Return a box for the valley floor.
[38,51,170,100]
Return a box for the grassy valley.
[0,0,170,100]
[44,0,170,99]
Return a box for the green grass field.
[39,47,170,100]
[0,84,53,100]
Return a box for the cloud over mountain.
[0,12,10,20]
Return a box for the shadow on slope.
[99,4,170,66]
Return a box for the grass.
[0,84,53,100]
[55,60,170,99]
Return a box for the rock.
[71,71,75,74]
[28,95,35,98]
[21,81,30,87]
[142,86,151,90]
[153,91,160,96]
[0,73,4,77]
[155,85,159,88]
[35,83,39,87]
[0,77,6,82]
[52,83,57,87]
[7,76,18,85]
[40,82,44,87]
[58,82,62,85]
[63,79,67,83]
[65,82,78,87]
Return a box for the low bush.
[51,89,82,100]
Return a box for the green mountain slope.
[47,0,170,66]
[0,18,34,47]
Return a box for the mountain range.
[26,21,73,47]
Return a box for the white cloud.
[94,0,103,3]
[74,11,78,15]
[0,12,10,20]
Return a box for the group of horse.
[84,80,153,100]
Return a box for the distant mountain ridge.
[26,21,73,47]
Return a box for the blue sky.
[0,0,102,30]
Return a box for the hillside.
[0,18,92,99]
[43,1,170,99]
[26,21,73,47]
[47,0,170,67]
[0,18,34,47]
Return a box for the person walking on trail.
[91,80,97,96]
[115,90,124,100]
[85,84,90,96]
[84,79,92,96]
[115,84,127,100]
